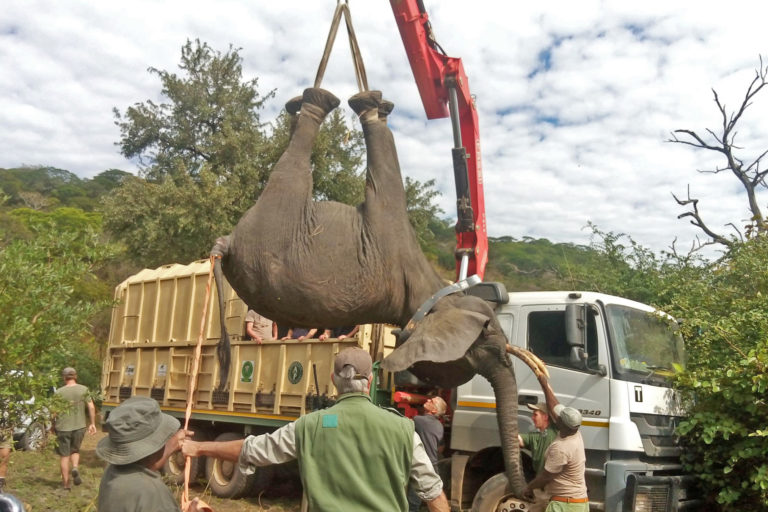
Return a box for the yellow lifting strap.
[315,0,369,92]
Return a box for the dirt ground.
[4,431,302,512]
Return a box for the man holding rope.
[182,348,449,512]
[96,396,205,512]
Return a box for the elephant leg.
[259,88,340,209]
[348,91,408,216]
[479,363,526,498]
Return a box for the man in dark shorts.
[53,367,96,490]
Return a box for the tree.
[102,169,240,267]
[113,38,277,220]
[669,57,768,249]
[665,236,768,511]
[0,220,114,433]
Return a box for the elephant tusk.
[506,345,550,378]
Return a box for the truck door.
[514,303,610,453]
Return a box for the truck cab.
[451,288,694,512]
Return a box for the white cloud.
[1,0,766,255]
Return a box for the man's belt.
[550,496,589,503]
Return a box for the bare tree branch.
[671,187,735,247]
[668,56,768,245]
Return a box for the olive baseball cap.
[333,348,372,380]
[553,404,582,429]
[61,367,77,378]
[526,402,548,414]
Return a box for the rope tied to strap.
[315,0,368,92]
[180,255,216,512]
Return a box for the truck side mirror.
[570,346,607,376]
[565,304,587,347]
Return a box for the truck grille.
[630,413,681,457]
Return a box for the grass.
[5,432,302,512]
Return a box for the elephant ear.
[383,308,490,372]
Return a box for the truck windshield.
[605,305,685,385]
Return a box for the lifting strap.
[314,0,368,92]
[180,255,217,512]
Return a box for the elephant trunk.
[480,362,525,497]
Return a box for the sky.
[2,0,767,255]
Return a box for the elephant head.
[383,293,534,496]
[211,87,544,499]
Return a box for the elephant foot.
[285,95,303,116]
[378,99,395,121]
[348,90,393,124]
[300,88,340,123]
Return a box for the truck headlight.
[624,474,671,512]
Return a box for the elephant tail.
[212,237,231,391]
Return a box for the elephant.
[211,87,546,498]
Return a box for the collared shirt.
[520,424,558,474]
[98,463,180,512]
[239,393,443,508]
[245,309,275,340]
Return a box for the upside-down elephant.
[211,87,545,499]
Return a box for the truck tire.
[245,464,275,497]
[471,473,529,512]
[19,421,46,451]
[206,432,271,499]
[163,449,203,485]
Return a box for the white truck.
[448,284,698,512]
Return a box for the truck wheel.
[164,449,203,485]
[19,421,46,451]
[205,432,252,499]
[471,473,528,512]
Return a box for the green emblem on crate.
[288,361,303,384]
[241,360,254,383]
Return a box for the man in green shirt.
[182,348,449,512]
[519,402,557,511]
[53,367,96,490]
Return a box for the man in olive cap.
[523,378,588,511]
[96,396,198,512]
[53,367,96,490]
[182,347,449,512]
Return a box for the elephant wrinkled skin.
[211,87,528,497]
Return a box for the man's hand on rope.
[167,429,195,455]
[184,497,214,512]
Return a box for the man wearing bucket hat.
[523,378,588,511]
[53,367,96,490]
[181,347,449,512]
[96,396,201,512]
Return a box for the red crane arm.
[390,0,488,281]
